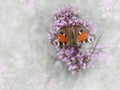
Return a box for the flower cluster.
[56,45,93,74]
[53,7,79,31]
[48,7,107,74]
[52,7,97,34]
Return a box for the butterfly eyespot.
[59,30,66,36]
[53,40,60,46]
[59,31,64,35]
[79,28,84,35]
[88,37,94,42]
[80,28,84,32]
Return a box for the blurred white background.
[0,0,120,90]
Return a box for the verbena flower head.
[48,7,108,74]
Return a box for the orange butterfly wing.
[77,31,88,42]
[57,34,69,43]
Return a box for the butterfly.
[53,26,95,47]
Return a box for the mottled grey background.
[0,0,120,90]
